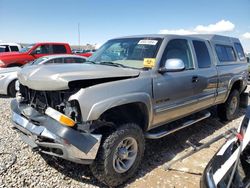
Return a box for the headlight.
[45,107,76,127]
[0,60,5,66]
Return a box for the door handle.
[192,76,199,83]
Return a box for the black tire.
[8,80,17,97]
[90,123,145,187]
[217,90,240,121]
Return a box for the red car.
[0,42,89,68]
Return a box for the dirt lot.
[0,89,249,188]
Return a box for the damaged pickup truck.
[11,34,248,186]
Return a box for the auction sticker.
[138,40,158,45]
[144,58,156,68]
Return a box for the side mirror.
[30,50,36,55]
[159,58,185,74]
[30,49,41,55]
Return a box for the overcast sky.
[0,0,250,52]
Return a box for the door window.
[215,45,236,62]
[52,45,67,54]
[34,45,52,54]
[44,58,64,64]
[0,45,10,52]
[193,40,211,68]
[10,46,19,51]
[161,39,194,69]
[234,43,245,61]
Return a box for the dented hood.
[18,63,140,90]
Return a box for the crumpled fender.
[69,91,153,126]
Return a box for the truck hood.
[18,63,140,90]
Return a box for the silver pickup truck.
[11,34,248,186]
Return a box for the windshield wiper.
[99,61,127,68]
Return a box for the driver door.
[152,39,198,128]
[31,44,52,59]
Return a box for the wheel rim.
[229,96,238,115]
[112,137,138,173]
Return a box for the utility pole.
[78,23,80,50]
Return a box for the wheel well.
[99,103,149,131]
[7,79,17,95]
[231,80,243,92]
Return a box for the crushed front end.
[11,84,101,164]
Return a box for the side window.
[54,58,64,63]
[234,43,245,61]
[74,58,86,63]
[44,58,64,64]
[0,45,10,52]
[63,57,77,63]
[193,40,211,68]
[0,47,5,52]
[52,45,67,54]
[34,45,52,54]
[44,59,54,64]
[215,45,236,62]
[161,39,194,69]
[10,46,19,51]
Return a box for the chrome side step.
[145,111,211,139]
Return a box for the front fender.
[0,72,18,95]
[69,91,153,126]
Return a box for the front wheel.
[90,123,145,187]
[8,80,17,98]
[218,90,240,121]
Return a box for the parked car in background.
[0,54,86,97]
[0,42,89,68]
[72,49,83,54]
[72,49,96,57]
[0,42,22,53]
[11,34,248,186]
[201,107,250,188]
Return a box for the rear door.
[191,40,218,108]
[52,45,67,54]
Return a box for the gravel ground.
[0,90,249,188]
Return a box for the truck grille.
[19,84,75,114]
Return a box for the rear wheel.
[218,90,240,121]
[90,123,145,187]
[8,80,17,98]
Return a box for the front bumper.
[11,100,102,164]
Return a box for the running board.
[145,111,211,139]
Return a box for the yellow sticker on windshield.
[144,58,156,68]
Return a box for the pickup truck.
[0,42,22,53]
[11,34,248,186]
[0,42,88,68]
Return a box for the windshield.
[88,38,162,69]
[31,57,49,65]
[20,44,35,53]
